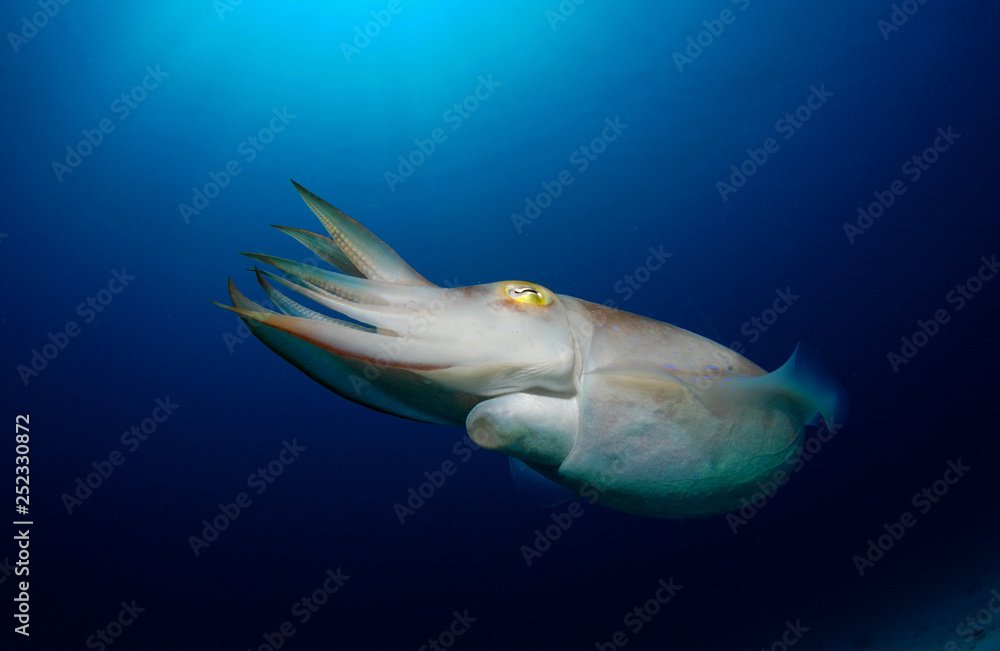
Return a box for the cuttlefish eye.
[505,282,553,306]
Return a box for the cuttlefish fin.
[289,179,435,287]
[695,342,848,429]
[593,343,848,430]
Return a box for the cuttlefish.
[217,181,847,518]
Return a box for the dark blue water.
[3,1,998,649]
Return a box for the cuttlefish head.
[215,181,579,426]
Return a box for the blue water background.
[2,1,998,649]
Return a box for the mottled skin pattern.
[220,182,845,519]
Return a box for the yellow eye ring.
[505,283,552,305]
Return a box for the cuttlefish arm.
[216,181,847,518]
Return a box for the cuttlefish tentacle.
[219,284,451,371]
[240,252,439,308]
[221,280,475,425]
[270,225,366,279]
[245,265,428,335]
[290,180,434,287]
[254,268,372,331]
